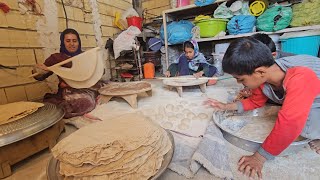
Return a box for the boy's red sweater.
[240,67,320,156]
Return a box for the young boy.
[237,33,295,101]
[206,37,320,179]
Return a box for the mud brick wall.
[0,0,132,104]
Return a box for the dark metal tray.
[0,103,64,147]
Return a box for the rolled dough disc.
[181,118,191,124]
[198,113,208,120]
[178,123,189,130]
[186,112,196,119]
[165,104,174,111]
[162,122,173,129]
[175,113,184,119]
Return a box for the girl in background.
[165,40,217,85]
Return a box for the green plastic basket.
[195,18,228,37]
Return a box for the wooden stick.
[27,58,73,78]
[28,72,40,78]
[156,77,217,80]
[47,56,75,69]
[156,76,233,81]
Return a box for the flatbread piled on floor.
[0,101,44,125]
[52,113,172,180]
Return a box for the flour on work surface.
[219,106,280,142]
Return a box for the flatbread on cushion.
[0,101,44,125]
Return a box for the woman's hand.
[238,152,266,179]
[203,98,238,111]
[164,71,171,77]
[193,71,204,78]
[35,64,49,71]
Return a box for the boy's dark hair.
[251,33,276,52]
[183,41,194,50]
[222,37,275,75]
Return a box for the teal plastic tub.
[195,18,228,38]
[280,31,320,56]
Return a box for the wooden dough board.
[98,82,152,108]
[163,75,208,97]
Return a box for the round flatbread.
[0,101,44,125]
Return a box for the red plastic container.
[177,0,190,7]
[126,16,143,31]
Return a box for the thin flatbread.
[0,101,44,125]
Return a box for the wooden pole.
[156,76,233,81]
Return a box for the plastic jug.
[143,62,155,79]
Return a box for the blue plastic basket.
[281,35,320,56]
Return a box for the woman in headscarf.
[33,28,100,118]
[164,40,217,85]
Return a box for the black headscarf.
[60,28,82,57]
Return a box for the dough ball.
[189,103,197,107]
[181,118,191,124]
[168,116,178,121]
[162,122,173,129]
[177,105,183,110]
[165,104,174,111]
[182,108,191,114]
[201,93,207,97]
[166,112,175,117]
[178,123,189,130]
[173,106,180,112]
[158,106,165,115]
[198,113,208,120]
[180,101,188,105]
[186,112,196,119]
[175,113,184,119]
[155,114,164,121]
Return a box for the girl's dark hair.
[60,28,82,56]
[222,37,275,75]
[183,41,194,50]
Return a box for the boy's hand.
[193,71,204,78]
[164,71,171,77]
[239,88,252,98]
[204,99,227,110]
[203,98,238,111]
[238,152,266,179]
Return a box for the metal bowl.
[213,108,310,156]
[47,130,174,180]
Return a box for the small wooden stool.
[98,81,152,108]
[0,120,65,178]
[163,76,208,97]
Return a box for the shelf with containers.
[161,1,320,67]
[109,49,143,82]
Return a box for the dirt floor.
[4,78,320,180]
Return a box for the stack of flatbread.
[0,101,44,126]
[52,113,172,180]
